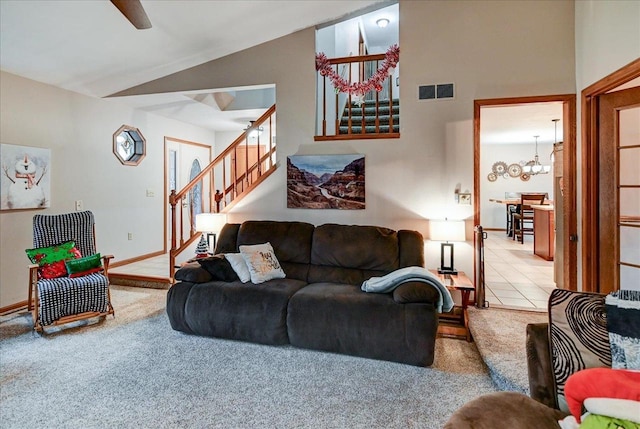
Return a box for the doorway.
[582,59,640,293]
[164,137,212,254]
[474,94,578,300]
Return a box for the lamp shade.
[429,219,465,242]
[195,213,226,233]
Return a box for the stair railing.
[169,104,277,276]
[315,52,399,141]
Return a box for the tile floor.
[482,230,555,311]
[110,231,556,312]
[109,253,171,278]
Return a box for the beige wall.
[3,0,637,307]
[0,72,215,307]
[118,0,576,274]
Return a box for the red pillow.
[38,248,81,279]
[564,367,640,422]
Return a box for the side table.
[429,270,475,342]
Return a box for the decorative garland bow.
[315,44,399,96]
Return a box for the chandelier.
[522,135,551,175]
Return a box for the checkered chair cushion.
[37,273,109,326]
[32,211,110,326]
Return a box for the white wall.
[480,143,554,229]
[574,0,640,289]
[0,72,216,307]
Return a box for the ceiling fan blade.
[110,0,152,30]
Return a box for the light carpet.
[0,285,500,429]
[468,306,548,394]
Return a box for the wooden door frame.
[473,94,578,290]
[163,136,213,254]
[581,58,640,292]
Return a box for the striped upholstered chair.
[27,211,114,332]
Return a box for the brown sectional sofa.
[167,220,443,366]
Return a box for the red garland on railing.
[315,44,399,96]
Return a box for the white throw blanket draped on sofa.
[361,266,455,313]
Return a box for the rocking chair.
[27,211,115,332]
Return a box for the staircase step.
[339,124,400,134]
[347,105,400,117]
[351,98,399,108]
[340,115,399,126]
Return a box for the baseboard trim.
[0,300,28,316]
[109,273,172,290]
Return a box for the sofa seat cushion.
[167,278,307,345]
[287,282,438,366]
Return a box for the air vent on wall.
[418,83,455,100]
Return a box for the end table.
[429,270,475,342]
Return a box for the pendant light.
[522,135,551,175]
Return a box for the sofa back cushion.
[398,229,426,268]
[236,221,315,282]
[548,289,610,412]
[308,224,402,286]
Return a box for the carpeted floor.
[0,285,499,429]
[468,306,548,394]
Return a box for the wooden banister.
[169,104,277,276]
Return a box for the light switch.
[75,200,83,211]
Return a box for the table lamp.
[195,213,227,256]
[429,218,466,275]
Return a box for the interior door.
[598,86,640,293]
[164,138,212,252]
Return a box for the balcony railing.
[315,52,400,141]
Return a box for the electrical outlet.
[75,200,83,211]
[128,233,133,240]
[146,189,155,197]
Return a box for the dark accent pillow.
[66,253,103,278]
[197,255,238,281]
[174,263,213,283]
[605,290,640,369]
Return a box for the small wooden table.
[429,270,475,342]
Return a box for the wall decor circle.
[520,173,531,181]
[492,161,508,175]
[508,163,522,177]
[487,172,497,182]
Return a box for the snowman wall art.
[1,144,51,210]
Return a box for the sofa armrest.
[526,323,558,409]
[392,281,440,305]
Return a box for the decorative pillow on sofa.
[605,290,640,370]
[239,242,286,284]
[548,289,611,412]
[224,253,251,283]
[65,253,103,278]
[197,255,239,282]
[174,262,213,283]
[25,240,82,279]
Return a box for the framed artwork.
[287,154,365,209]
[1,143,51,210]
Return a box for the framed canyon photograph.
[287,154,365,209]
